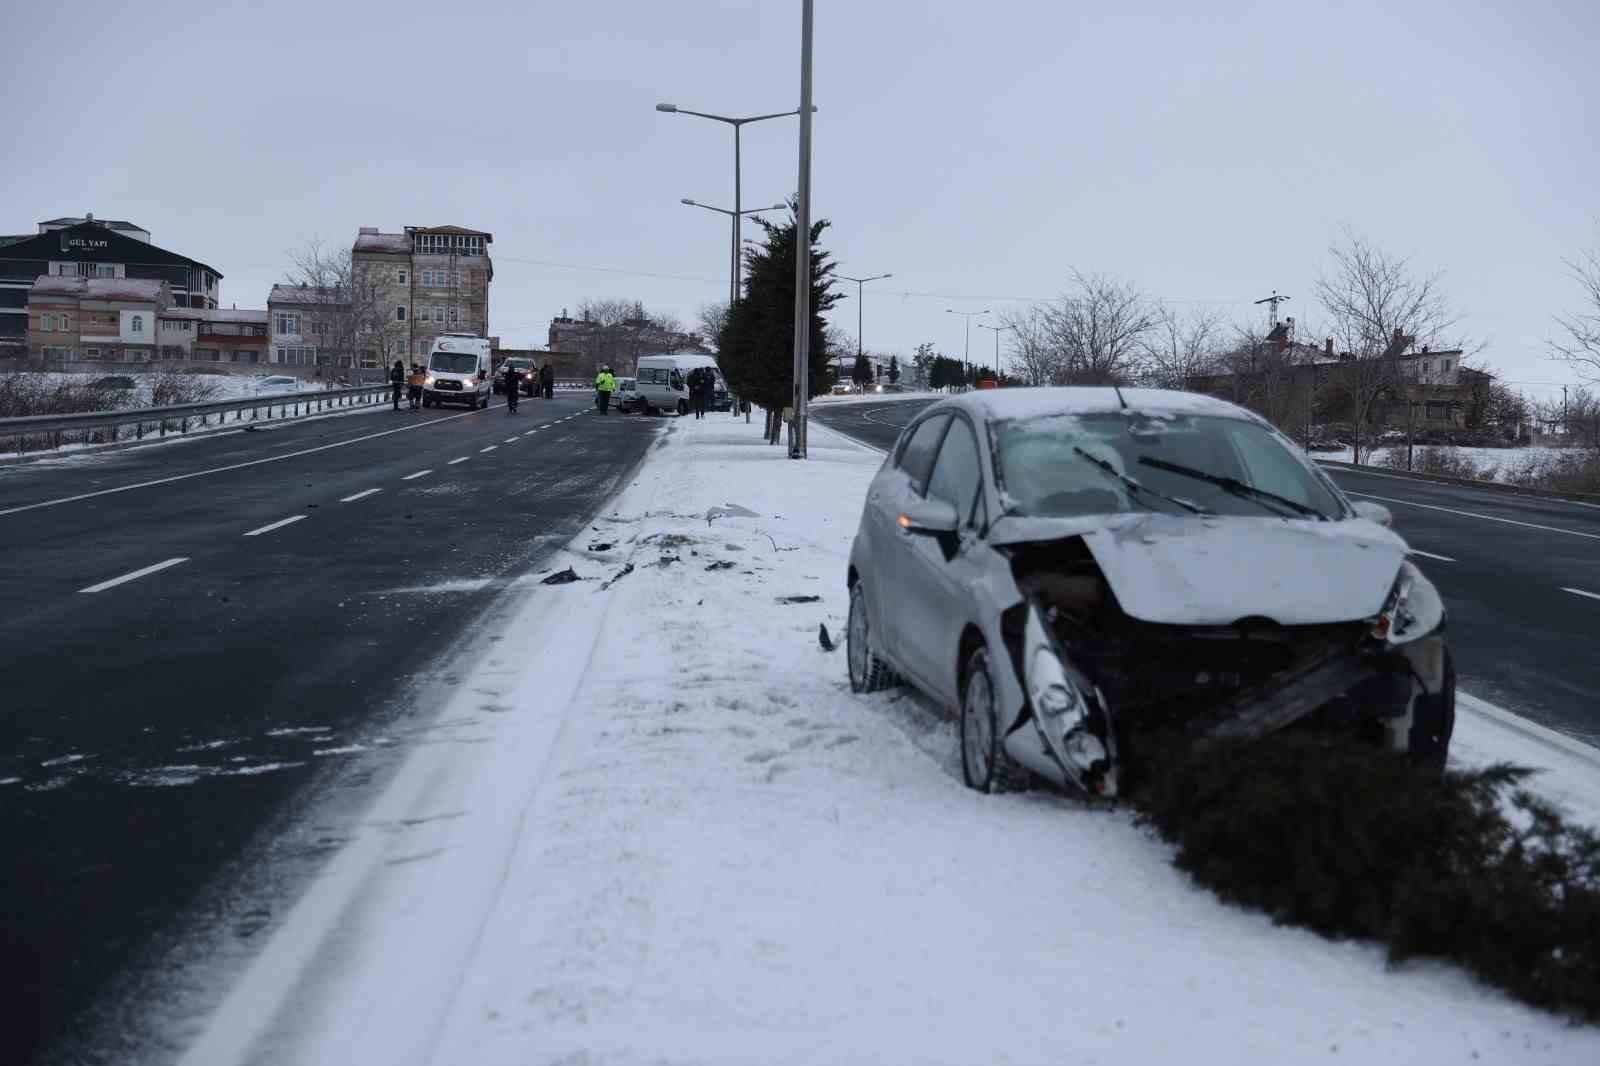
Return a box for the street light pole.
[978,322,1014,383]
[655,100,812,307]
[681,199,786,305]
[791,0,814,458]
[947,309,988,386]
[836,272,891,385]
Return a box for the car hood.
[990,513,1406,626]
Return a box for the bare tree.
[284,238,403,373]
[995,305,1058,386]
[697,301,728,352]
[1041,270,1157,385]
[567,298,691,376]
[1143,303,1225,391]
[1313,229,1465,463]
[1551,236,1600,385]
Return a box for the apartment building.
[350,225,493,365]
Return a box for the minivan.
[634,353,728,415]
[423,334,492,409]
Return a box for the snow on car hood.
[991,513,1406,626]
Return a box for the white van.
[634,352,729,415]
[423,334,492,409]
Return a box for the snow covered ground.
[3,369,332,407]
[175,413,1600,1066]
[1320,444,1578,482]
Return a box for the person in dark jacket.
[687,367,708,419]
[540,363,554,399]
[504,365,520,413]
[390,360,405,411]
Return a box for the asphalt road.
[0,392,658,1064]
[812,398,1600,745]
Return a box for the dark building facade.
[0,219,221,356]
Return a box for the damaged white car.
[845,388,1455,798]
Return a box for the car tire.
[1409,646,1456,773]
[847,582,895,694]
[960,646,1026,793]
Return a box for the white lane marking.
[1563,586,1600,602]
[401,469,432,481]
[339,488,382,503]
[503,437,519,444]
[523,430,537,436]
[79,557,189,594]
[479,445,498,453]
[0,402,504,519]
[1407,548,1456,562]
[1458,692,1600,768]
[1344,491,1600,542]
[447,457,470,465]
[244,515,308,537]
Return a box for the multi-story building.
[26,277,168,364]
[0,215,221,358]
[350,225,493,366]
[268,283,349,376]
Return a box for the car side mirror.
[1351,499,1392,527]
[898,498,960,536]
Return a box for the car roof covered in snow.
[937,387,1265,426]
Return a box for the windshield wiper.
[1072,447,1210,515]
[1136,456,1327,520]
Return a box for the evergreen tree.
[719,203,841,440]
[887,354,900,384]
[851,353,873,386]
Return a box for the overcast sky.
[9,0,1596,398]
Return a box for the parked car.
[254,375,303,393]
[845,387,1454,798]
[494,357,537,396]
[612,376,646,413]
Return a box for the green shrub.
[1132,730,1600,1020]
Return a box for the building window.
[1443,358,1453,371]
[448,305,458,324]
[131,315,143,333]
[275,312,300,334]
[398,269,408,284]
[420,270,432,287]
[396,305,406,321]
[85,347,101,359]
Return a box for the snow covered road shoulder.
[181,414,1600,1066]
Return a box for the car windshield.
[504,360,533,370]
[993,410,1345,521]
[429,353,479,374]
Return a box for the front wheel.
[960,646,1025,793]
[847,582,895,694]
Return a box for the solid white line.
[401,469,432,481]
[79,557,189,594]
[1407,548,1456,562]
[339,488,382,503]
[1344,490,1600,542]
[447,457,469,465]
[479,445,497,453]
[243,515,308,537]
[1562,586,1600,602]
[0,402,502,519]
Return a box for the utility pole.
[790,0,814,459]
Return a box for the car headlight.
[1373,560,1444,645]
[424,376,435,386]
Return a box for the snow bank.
[179,414,1600,1066]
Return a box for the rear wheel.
[847,582,894,693]
[960,647,1026,793]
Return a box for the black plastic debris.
[600,563,634,591]
[588,542,613,552]
[776,595,822,605]
[706,560,736,571]
[818,623,836,651]
[541,568,581,585]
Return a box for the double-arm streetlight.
[947,309,989,376]
[656,101,810,306]
[836,272,892,383]
[682,199,786,304]
[978,322,1015,382]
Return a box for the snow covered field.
[1321,444,1577,481]
[3,369,331,407]
[176,414,1600,1066]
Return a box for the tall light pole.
[656,101,811,307]
[836,271,891,384]
[978,322,1014,383]
[947,309,989,382]
[682,199,785,303]
[791,0,815,458]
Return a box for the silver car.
[845,388,1455,798]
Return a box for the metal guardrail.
[1317,458,1600,506]
[0,384,392,456]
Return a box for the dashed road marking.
[79,557,189,594]
[340,488,382,503]
[1563,587,1600,603]
[447,457,470,465]
[401,469,432,481]
[480,445,498,453]
[1407,548,1456,562]
[503,437,519,444]
[243,515,308,537]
